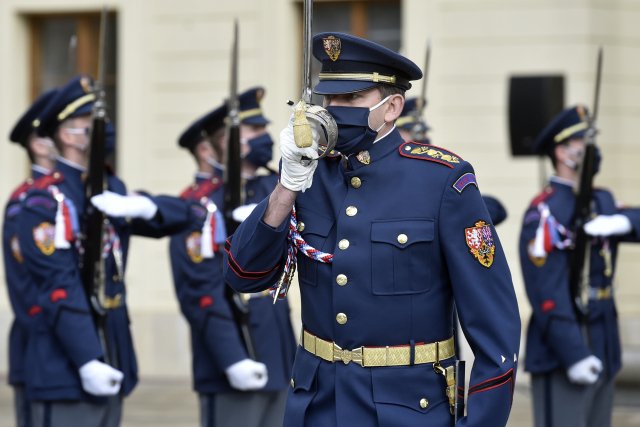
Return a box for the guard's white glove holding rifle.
[583,214,632,237]
[91,190,158,220]
[279,116,320,193]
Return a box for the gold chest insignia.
[464,220,495,268]
[186,231,203,264]
[33,222,56,256]
[323,35,341,61]
[356,150,371,165]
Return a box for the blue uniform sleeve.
[3,203,34,330]
[439,163,521,427]
[518,205,590,368]
[16,191,103,368]
[169,222,247,369]
[130,193,194,238]
[224,197,289,293]
[618,207,640,241]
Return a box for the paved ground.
[1,377,639,426]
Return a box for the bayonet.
[569,47,603,322]
[223,20,257,360]
[67,34,78,77]
[411,38,430,141]
[81,4,111,364]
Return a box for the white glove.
[91,190,158,220]
[567,355,603,385]
[279,120,319,193]
[232,203,258,223]
[78,359,124,396]
[584,214,633,237]
[225,358,268,391]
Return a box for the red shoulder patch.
[180,178,223,201]
[9,179,34,201]
[399,141,463,168]
[33,172,64,190]
[529,186,554,208]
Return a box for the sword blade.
[301,0,313,103]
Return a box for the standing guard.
[224,32,521,427]
[3,89,59,427]
[15,75,193,427]
[170,86,296,427]
[520,105,640,427]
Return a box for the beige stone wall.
[0,0,638,381]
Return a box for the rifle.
[223,20,257,360]
[80,6,113,364]
[568,47,603,323]
[411,38,430,141]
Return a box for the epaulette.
[180,177,223,201]
[32,171,65,190]
[9,178,36,201]
[398,141,463,168]
[529,186,555,208]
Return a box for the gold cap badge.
[323,35,341,62]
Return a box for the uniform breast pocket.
[296,210,335,288]
[371,219,435,295]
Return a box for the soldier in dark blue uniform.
[397,97,507,226]
[14,75,193,427]
[224,33,521,427]
[519,105,640,427]
[171,87,296,427]
[3,89,59,427]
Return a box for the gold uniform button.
[297,222,305,232]
[290,378,295,388]
[338,239,350,250]
[397,233,408,245]
[350,177,362,188]
[346,206,358,217]
[336,274,348,286]
[336,313,348,325]
[419,398,429,409]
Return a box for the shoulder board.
[9,178,36,201]
[529,186,555,207]
[398,141,463,168]
[180,178,223,201]
[33,171,64,190]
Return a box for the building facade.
[1,0,639,382]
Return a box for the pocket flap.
[371,366,446,413]
[291,348,322,392]
[297,209,335,238]
[371,219,435,248]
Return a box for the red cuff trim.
[468,368,514,396]
[50,288,68,303]
[224,239,281,280]
[541,300,556,313]
[199,296,214,309]
[28,305,43,316]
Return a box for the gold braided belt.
[302,329,455,367]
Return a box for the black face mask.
[326,96,390,156]
[244,133,273,168]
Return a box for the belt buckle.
[333,343,363,366]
